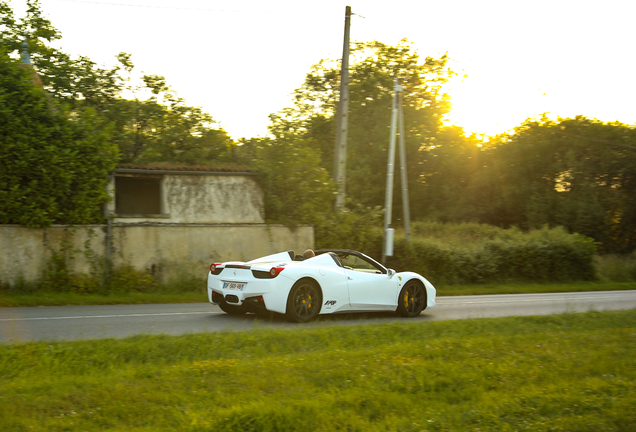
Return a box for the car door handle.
[347,276,353,280]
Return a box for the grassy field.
[1,309,635,431]
[0,281,634,307]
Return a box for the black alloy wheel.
[396,281,427,317]
[286,279,322,323]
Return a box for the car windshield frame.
[315,249,388,274]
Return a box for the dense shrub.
[0,51,119,227]
[595,253,636,282]
[362,224,597,285]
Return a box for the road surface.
[1,290,635,344]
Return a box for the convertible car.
[207,249,436,322]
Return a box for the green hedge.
[0,51,118,227]
[361,225,597,285]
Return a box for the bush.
[595,253,636,282]
[0,51,119,227]
[366,224,598,285]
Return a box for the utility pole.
[382,79,402,264]
[382,79,412,264]
[333,6,351,211]
[397,92,411,242]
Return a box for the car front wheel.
[286,279,322,323]
[396,281,427,317]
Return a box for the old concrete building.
[0,166,314,285]
[107,166,265,224]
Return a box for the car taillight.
[269,267,285,278]
[210,263,223,275]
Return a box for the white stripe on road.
[438,295,615,305]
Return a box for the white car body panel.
[207,249,436,319]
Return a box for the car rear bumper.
[210,289,270,313]
[207,273,292,314]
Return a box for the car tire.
[285,279,322,323]
[396,280,427,317]
[219,303,248,315]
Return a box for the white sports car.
[207,249,436,322]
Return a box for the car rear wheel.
[286,279,322,323]
[219,303,248,315]
[396,281,427,317]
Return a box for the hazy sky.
[9,0,636,139]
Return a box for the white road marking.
[437,292,633,305]
[438,296,612,305]
[0,311,223,322]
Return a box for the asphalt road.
[1,290,635,344]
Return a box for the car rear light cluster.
[210,263,224,275]
[269,266,285,278]
[251,267,286,279]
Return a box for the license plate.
[223,282,246,291]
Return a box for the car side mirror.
[387,269,396,278]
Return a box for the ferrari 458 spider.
[207,249,436,322]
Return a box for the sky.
[7,0,636,139]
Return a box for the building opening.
[115,175,162,215]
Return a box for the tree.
[1,0,236,167]
[1,0,125,111]
[111,73,236,165]
[414,126,486,222]
[242,134,335,226]
[465,116,636,253]
[0,50,119,227]
[269,40,457,216]
[1,0,242,229]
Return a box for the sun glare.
[444,70,552,137]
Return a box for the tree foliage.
[3,1,634,255]
[0,51,119,226]
[255,40,457,236]
[110,71,236,165]
[265,40,636,253]
[1,0,236,167]
[0,0,239,228]
[416,116,636,253]
[489,117,636,253]
[1,0,124,110]
[239,135,334,226]
[270,40,456,211]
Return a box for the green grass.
[0,310,635,431]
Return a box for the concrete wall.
[0,224,314,285]
[106,171,265,224]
